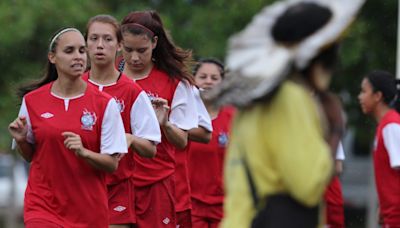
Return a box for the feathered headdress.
[206,0,365,107]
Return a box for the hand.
[8,116,28,142]
[151,97,170,126]
[115,153,125,161]
[62,132,87,158]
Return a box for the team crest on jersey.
[114,97,125,113]
[146,91,159,101]
[81,109,97,131]
[218,132,228,147]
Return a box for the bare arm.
[335,160,343,175]
[162,122,188,150]
[126,133,156,158]
[188,127,211,144]
[14,140,34,163]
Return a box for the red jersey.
[175,142,192,212]
[133,67,197,187]
[21,83,126,227]
[374,109,400,225]
[83,72,140,184]
[324,176,344,227]
[188,106,235,206]
[175,87,213,213]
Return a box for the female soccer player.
[188,58,235,228]
[84,15,161,227]
[119,10,198,227]
[9,27,127,228]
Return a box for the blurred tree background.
[0,0,397,157]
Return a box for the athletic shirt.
[373,109,400,225]
[133,67,198,187]
[189,106,235,206]
[221,81,332,228]
[175,86,213,212]
[19,83,127,227]
[82,72,161,185]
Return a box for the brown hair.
[85,14,122,43]
[121,10,194,85]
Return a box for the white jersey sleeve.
[193,87,213,132]
[169,81,198,130]
[100,98,128,155]
[130,91,161,144]
[382,123,400,168]
[336,141,345,161]
[12,98,35,150]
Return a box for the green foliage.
[0,0,397,157]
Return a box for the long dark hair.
[120,10,194,85]
[367,70,400,113]
[17,28,79,99]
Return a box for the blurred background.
[0,0,397,227]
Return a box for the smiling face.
[358,77,380,115]
[194,62,223,90]
[48,31,87,79]
[121,32,157,77]
[86,21,120,67]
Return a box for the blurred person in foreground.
[205,0,365,227]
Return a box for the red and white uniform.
[324,142,345,228]
[175,86,213,227]
[134,67,198,227]
[188,106,235,227]
[82,72,161,224]
[133,67,198,185]
[373,110,400,226]
[18,83,127,228]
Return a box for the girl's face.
[86,21,120,67]
[48,31,87,79]
[311,63,332,92]
[358,78,380,114]
[121,32,157,75]
[194,62,223,90]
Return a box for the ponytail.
[17,62,58,99]
[367,70,399,113]
[16,28,78,99]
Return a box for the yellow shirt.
[221,81,333,228]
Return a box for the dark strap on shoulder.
[241,149,259,208]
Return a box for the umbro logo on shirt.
[162,217,170,224]
[113,206,126,212]
[41,112,54,119]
